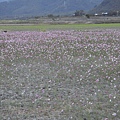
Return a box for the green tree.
[74,10,85,16]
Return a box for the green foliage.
[48,14,54,18]
[108,11,120,16]
[0,23,120,31]
[86,14,90,18]
[74,10,85,16]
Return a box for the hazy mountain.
[90,0,120,14]
[0,0,103,18]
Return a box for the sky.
[0,0,10,2]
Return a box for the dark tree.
[74,10,85,16]
[86,14,90,18]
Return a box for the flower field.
[0,29,120,120]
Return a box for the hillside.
[90,0,120,14]
[0,0,103,18]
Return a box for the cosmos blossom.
[0,29,120,119]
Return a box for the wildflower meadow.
[0,28,120,120]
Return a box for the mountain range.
[0,0,119,18]
[90,0,120,14]
[0,0,103,18]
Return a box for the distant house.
[94,13,98,16]
[102,12,108,16]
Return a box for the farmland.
[0,24,120,120]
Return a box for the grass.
[0,25,120,120]
[0,23,120,31]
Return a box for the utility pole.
[117,11,119,16]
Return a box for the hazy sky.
[0,0,10,2]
